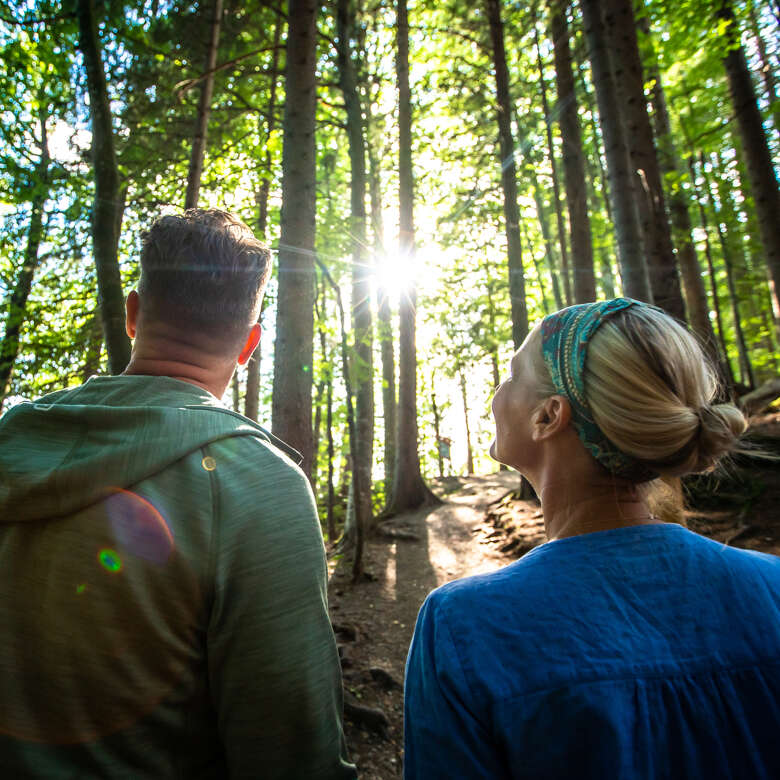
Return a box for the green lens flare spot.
[76,583,86,594]
[201,456,216,471]
[99,548,123,573]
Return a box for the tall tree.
[386,0,438,514]
[76,0,131,374]
[604,0,686,319]
[550,0,596,303]
[245,16,283,423]
[533,19,573,305]
[184,0,224,209]
[485,0,529,348]
[718,0,780,319]
[580,0,651,302]
[639,14,720,363]
[271,0,318,474]
[336,0,374,536]
[0,109,49,408]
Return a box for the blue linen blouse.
[404,523,780,779]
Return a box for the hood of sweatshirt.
[0,374,300,523]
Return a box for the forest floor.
[327,410,780,779]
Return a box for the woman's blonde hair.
[527,305,747,479]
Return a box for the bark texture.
[76,0,131,374]
[550,0,596,303]
[386,0,439,514]
[271,0,317,474]
[580,0,651,302]
[604,0,686,319]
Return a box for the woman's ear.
[532,395,571,441]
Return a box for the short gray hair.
[138,208,271,341]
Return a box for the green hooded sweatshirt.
[0,375,356,779]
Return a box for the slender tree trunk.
[699,154,755,389]
[271,0,317,475]
[336,0,374,537]
[0,109,49,408]
[639,16,719,358]
[76,0,131,374]
[687,156,736,391]
[431,382,444,479]
[719,0,780,319]
[523,154,564,308]
[486,0,528,348]
[326,365,336,541]
[245,17,282,423]
[747,0,780,143]
[231,373,240,411]
[386,0,439,514]
[550,0,596,303]
[80,312,103,384]
[534,22,573,305]
[604,0,686,319]
[311,323,328,494]
[460,372,475,475]
[184,0,223,209]
[580,0,651,302]
[367,99,397,500]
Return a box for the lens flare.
[98,548,122,573]
[105,489,174,565]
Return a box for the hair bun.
[692,403,747,472]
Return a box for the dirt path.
[327,472,521,779]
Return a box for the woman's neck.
[539,478,659,541]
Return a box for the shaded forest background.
[1,0,779,576]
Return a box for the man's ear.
[237,323,262,365]
[125,290,139,339]
[531,395,571,441]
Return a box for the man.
[0,209,356,778]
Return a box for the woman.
[404,299,780,779]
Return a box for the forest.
[1,0,779,576]
[2,0,780,773]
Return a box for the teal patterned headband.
[540,298,658,482]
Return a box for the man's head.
[135,208,271,351]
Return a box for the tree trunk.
[80,312,104,384]
[245,16,282,423]
[687,156,736,392]
[431,382,444,479]
[311,324,328,494]
[76,0,131,374]
[699,154,755,389]
[486,0,529,348]
[385,0,439,514]
[271,0,318,475]
[326,364,336,541]
[747,0,780,144]
[640,14,719,359]
[580,0,651,302]
[534,21,573,305]
[367,95,397,500]
[550,0,596,303]
[336,0,374,536]
[604,0,686,319]
[460,372,475,476]
[719,0,780,319]
[0,109,49,408]
[184,0,224,209]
